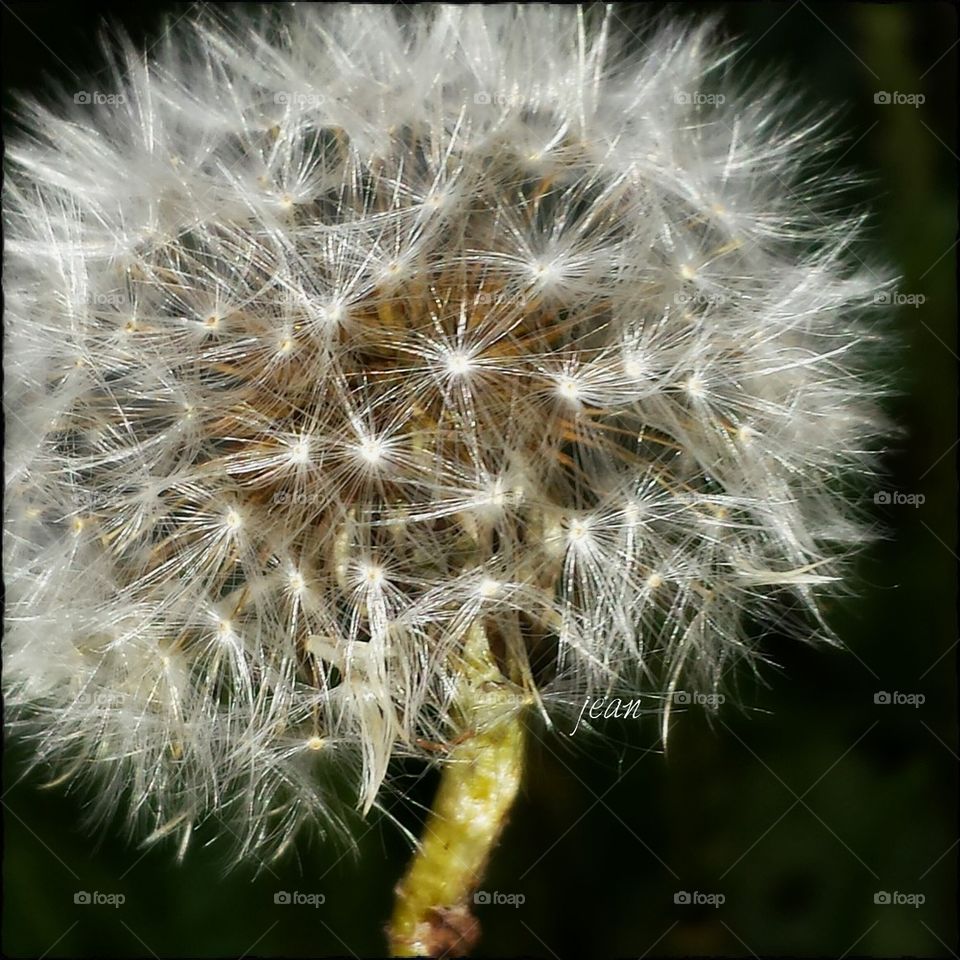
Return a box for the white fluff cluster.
[4,4,887,861]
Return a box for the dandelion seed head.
[3,2,891,865]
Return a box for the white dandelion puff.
[3,3,890,866]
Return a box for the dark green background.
[2,3,956,957]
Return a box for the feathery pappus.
[3,3,890,863]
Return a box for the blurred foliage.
[2,2,956,957]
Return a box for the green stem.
[388,622,526,958]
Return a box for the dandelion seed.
[568,519,591,543]
[684,374,707,399]
[444,351,474,377]
[357,438,386,466]
[557,378,583,402]
[288,571,306,594]
[360,563,385,588]
[224,506,243,529]
[287,438,312,465]
[478,578,501,599]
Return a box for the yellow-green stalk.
[388,623,526,958]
